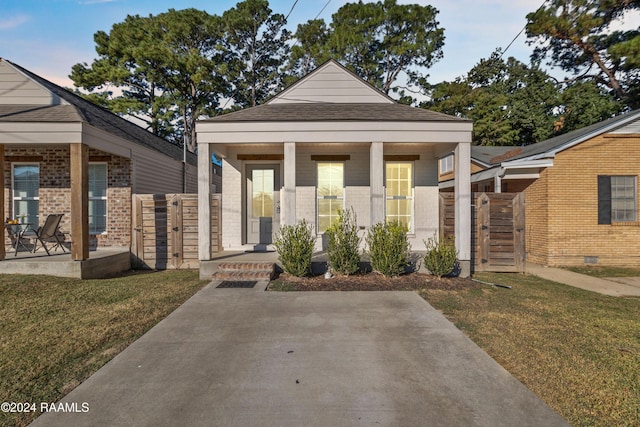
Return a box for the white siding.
[611,117,640,134]
[269,61,392,105]
[0,60,61,105]
[221,156,243,249]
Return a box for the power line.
[500,0,547,58]
[285,0,299,21]
[314,0,332,20]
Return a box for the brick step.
[213,262,275,281]
[216,262,274,273]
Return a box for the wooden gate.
[440,192,525,272]
[132,194,221,269]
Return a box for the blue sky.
[1,0,635,90]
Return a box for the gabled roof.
[202,60,469,124]
[0,59,196,165]
[471,110,640,167]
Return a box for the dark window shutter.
[598,176,611,224]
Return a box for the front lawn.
[565,265,640,278]
[421,273,640,427]
[0,270,207,427]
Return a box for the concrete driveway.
[32,286,568,426]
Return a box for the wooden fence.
[440,192,525,273]
[131,194,221,269]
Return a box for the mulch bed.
[270,272,479,291]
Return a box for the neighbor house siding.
[531,134,640,266]
[0,61,58,105]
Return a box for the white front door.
[246,165,280,245]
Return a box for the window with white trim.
[12,164,40,225]
[385,162,413,231]
[598,175,637,223]
[89,163,108,234]
[439,155,453,174]
[317,162,344,233]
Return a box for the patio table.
[4,222,34,256]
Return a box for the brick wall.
[525,134,640,266]
[3,146,132,249]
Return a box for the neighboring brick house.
[197,60,474,276]
[0,58,197,260]
[440,109,640,267]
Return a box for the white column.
[198,143,212,260]
[283,142,296,226]
[454,142,471,277]
[494,175,502,193]
[370,141,384,226]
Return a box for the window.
[89,163,108,234]
[598,175,637,224]
[12,164,39,224]
[439,155,453,174]
[317,162,344,233]
[386,162,413,231]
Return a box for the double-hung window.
[12,164,39,224]
[89,163,108,234]
[598,175,637,224]
[386,162,413,231]
[317,162,344,233]
[439,155,453,174]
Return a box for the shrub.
[366,221,411,277]
[424,235,458,278]
[325,208,361,275]
[273,220,316,277]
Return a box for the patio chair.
[30,214,67,255]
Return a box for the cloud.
[0,14,29,30]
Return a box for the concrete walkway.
[31,286,568,427]
[526,263,640,297]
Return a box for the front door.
[246,165,280,245]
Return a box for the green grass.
[0,270,207,427]
[421,273,640,427]
[565,265,640,278]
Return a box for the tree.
[223,0,291,108]
[286,19,330,82]
[424,52,623,145]
[290,0,444,97]
[526,0,640,108]
[70,9,231,151]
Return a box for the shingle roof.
[4,60,196,166]
[202,102,471,123]
[471,110,640,166]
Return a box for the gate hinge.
[481,225,489,230]
[172,253,179,258]
[481,259,488,264]
[172,201,179,206]
[172,227,180,232]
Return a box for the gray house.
[196,60,473,276]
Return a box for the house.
[0,58,197,264]
[440,109,640,267]
[196,60,473,276]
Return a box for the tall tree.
[223,0,291,108]
[424,52,623,145]
[290,0,444,97]
[70,9,231,151]
[526,0,640,108]
[287,19,330,81]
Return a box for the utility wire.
[314,0,332,20]
[285,0,299,21]
[500,0,547,58]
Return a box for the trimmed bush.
[366,221,411,277]
[325,208,361,275]
[424,235,458,278]
[273,220,316,277]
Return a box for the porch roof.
[201,103,471,123]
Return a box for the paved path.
[526,264,640,297]
[31,285,567,427]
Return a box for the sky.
[0,0,637,91]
